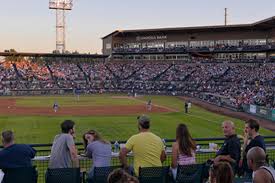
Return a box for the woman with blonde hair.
[83,130,112,181]
[171,123,196,180]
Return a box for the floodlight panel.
[49,0,73,10]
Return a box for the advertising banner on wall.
[272,110,275,121]
[259,108,267,115]
[249,105,257,114]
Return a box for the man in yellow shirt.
[119,115,166,175]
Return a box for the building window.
[106,43,111,49]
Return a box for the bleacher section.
[0,60,274,109]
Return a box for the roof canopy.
[102,16,275,39]
[0,52,108,58]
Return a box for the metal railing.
[28,136,275,183]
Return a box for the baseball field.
[0,94,273,144]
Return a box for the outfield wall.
[197,93,275,122]
[243,104,275,122]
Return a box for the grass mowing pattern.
[0,94,273,144]
[15,95,141,107]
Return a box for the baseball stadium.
[0,2,275,183]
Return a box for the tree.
[5,49,21,63]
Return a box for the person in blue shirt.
[0,130,36,168]
[74,87,81,101]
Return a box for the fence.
[7,88,74,96]
[198,93,275,121]
[30,136,275,183]
[198,93,242,112]
[242,104,275,122]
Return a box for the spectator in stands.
[107,168,139,183]
[171,123,196,180]
[49,120,79,168]
[214,121,241,171]
[0,130,36,168]
[240,119,266,177]
[247,147,275,183]
[209,161,234,183]
[83,130,112,180]
[119,115,166,176]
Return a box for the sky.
[0,0,275,54]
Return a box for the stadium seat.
[89,166,121,183]
[45,168,81,183]
[234,177,252,183]
[138,166,170,183]
[175,164,203,183]
[2,166,37,183]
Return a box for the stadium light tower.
[49,0,73,53]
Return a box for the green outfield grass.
[15,95,141,107]
[0,94,273,144]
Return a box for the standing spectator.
[171,123,196,180]
[83,130,112,180]
[209,161,234,183]
[214,121,241,171]
[240,119,266,177]
[49,120,79,168]
[119,115,166,176]
[0,130,36,168]
[247,147,275,183]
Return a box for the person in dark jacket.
[0,130,36,168]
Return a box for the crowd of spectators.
[0,59,274,108]
[113,42,275,55]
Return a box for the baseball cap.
[137,114,150,124]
